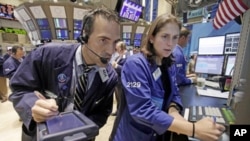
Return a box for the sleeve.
[8,48,45,132]
[3,60,16,79]
[121,57,174,135]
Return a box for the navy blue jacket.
[3,56,21,79]
[9,42,118,136]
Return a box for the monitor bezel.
[198,35,225,55]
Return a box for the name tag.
[99,68,109,82]
[152,67,161,81]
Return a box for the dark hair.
[141,14,182,66]
[11,45,23,54]
[81,7,120,42]
[180,27,191,38]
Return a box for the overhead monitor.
[224,33,240,54]
[134,33,143,40]
[26,20,36,31]
[198,36,225,55]
[134,39,141,47]
[54,18,67,28]
[74,19,83,30]
[36,19,50,29]
[74,30,81,40]
[40,29,52,40]
[123,39,131,46]
[119,0,143,22]
[195,55,225,75]
[56,29,68,39]
[224,55,236,76]
[122,32,131,39]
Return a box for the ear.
[149,35,154,44]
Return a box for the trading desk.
[178,84,227,108]
[178,84,230,141]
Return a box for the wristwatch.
[168,103,181,112]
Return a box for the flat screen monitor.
[134,33,143,40]
[198,36,225,55]
[40,29,52,39]
[224,55,236,76]
[119,0,143,22]
[56,29,68,39]
[74,19,83,30]
[74,30,81,40]
[123,39,130,46]
[54,18,67,28]
[26,20,36,31]
[123,32,131,39]
[195,55,225,75]
[36,19,50,29]
[134,39,141,47]
[224,33,240,54]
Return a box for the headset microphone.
[85,45,108,64]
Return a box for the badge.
[99,68,109,82]
[152,67,161,81]
[58,73,67,83]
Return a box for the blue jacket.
[9,42,118,136]
[172,45,191,86]
[2,56,21,79]
[110,53,183,141]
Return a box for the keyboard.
[197,88,229,99]
[205,80,220,89]
[185,106,235,126]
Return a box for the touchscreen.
[46,113,85,134]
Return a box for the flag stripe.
[213,0,249,29]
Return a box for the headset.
[76,8,109,64]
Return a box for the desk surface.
[178,85,227,108]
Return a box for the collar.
[75,45,97,70]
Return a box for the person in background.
[111,41,127,116]
[172,27,197,86]
[186,52,197,78]
[3,46,12,61]
[109,13,225,141]
[3,45,24,79]
[9,7,120,141]
[0,56,8,102]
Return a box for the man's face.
[86,15,120,67]
[14,48,24,59]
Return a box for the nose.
[106,43,116,57]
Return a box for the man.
[173,27,197,86]
[9,7,120,141]
[3,45,24,79]
[186,52,197,77]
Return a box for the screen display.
[56,29,68,39]
[74,30,81,39]
[26,20,36,31]
[195,55,225,75]
[0,3,15,20]
[134,33,143,40]
[198,36,225,55]
[74,19,83,30]
[36,19,50,29]
[134,39,141,47]
[225,55,236,76]
[119,0,143,22]
[46,113,85,134]
[40,30,52,39]
[54,18,67,28]
[123,39,130,46]
[123,32,131,39]
[224,33,240,54]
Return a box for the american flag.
[213,0,249,29]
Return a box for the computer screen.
[36,19,50,29]
[224,33,240,54]
[54,18,67,28]
[123,39,130,46]
[198,36,225,55]
[40,29,52,39]
[119,0,142,22]
[56,29,68,39]
[26,20,36,31]
[134,39,141,47]
[224,55,236,76]
[74,30,81,40]
[134,33,143,40]
[123,32,131,39]
[74,19,83,30]
[195,55,225,75]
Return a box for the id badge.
[99,68,109,82]
[152,67,161,81]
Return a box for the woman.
[109,14,225,141]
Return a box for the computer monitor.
[73,19,83,30]
[224,55,236,76]
[195,55,225,75]
[198,36,225,55]
[56,29,68,39]
[123,39,131,46]
[122,32,131,39]
[134,33,143,40]
[54,18,67,28]
[37,19,50,30]
[224,32,240,54]
[40,29,52,39]
[134,39,141,47]
[73,30,81,40]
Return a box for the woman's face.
[151,22,180,59]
